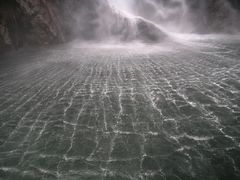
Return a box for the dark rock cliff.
[0,0,109,51]
[0,0,167,52]
[0,0,65,51]
[1,0,240,52]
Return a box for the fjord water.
[0,35,240,180]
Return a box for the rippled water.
[0,37,240,180]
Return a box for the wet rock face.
[0,0,65,51]
[0,0,20,51]
[0,0,103,50]
[132,0,240,34]
[135,18,167,42]
[0,0,167,51]
[0,21,11,50]
[2,0,239,51]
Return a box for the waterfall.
[108,0,240,34]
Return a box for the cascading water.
[108,0,240,34]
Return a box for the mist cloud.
[109,0,240,34]
[1,0,240,51]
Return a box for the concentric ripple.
[0,39,240,180]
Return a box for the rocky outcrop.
[131,0,240,34]
[0,0,65,51]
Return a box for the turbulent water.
[0,36,240,180]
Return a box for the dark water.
[0,37,240,180]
